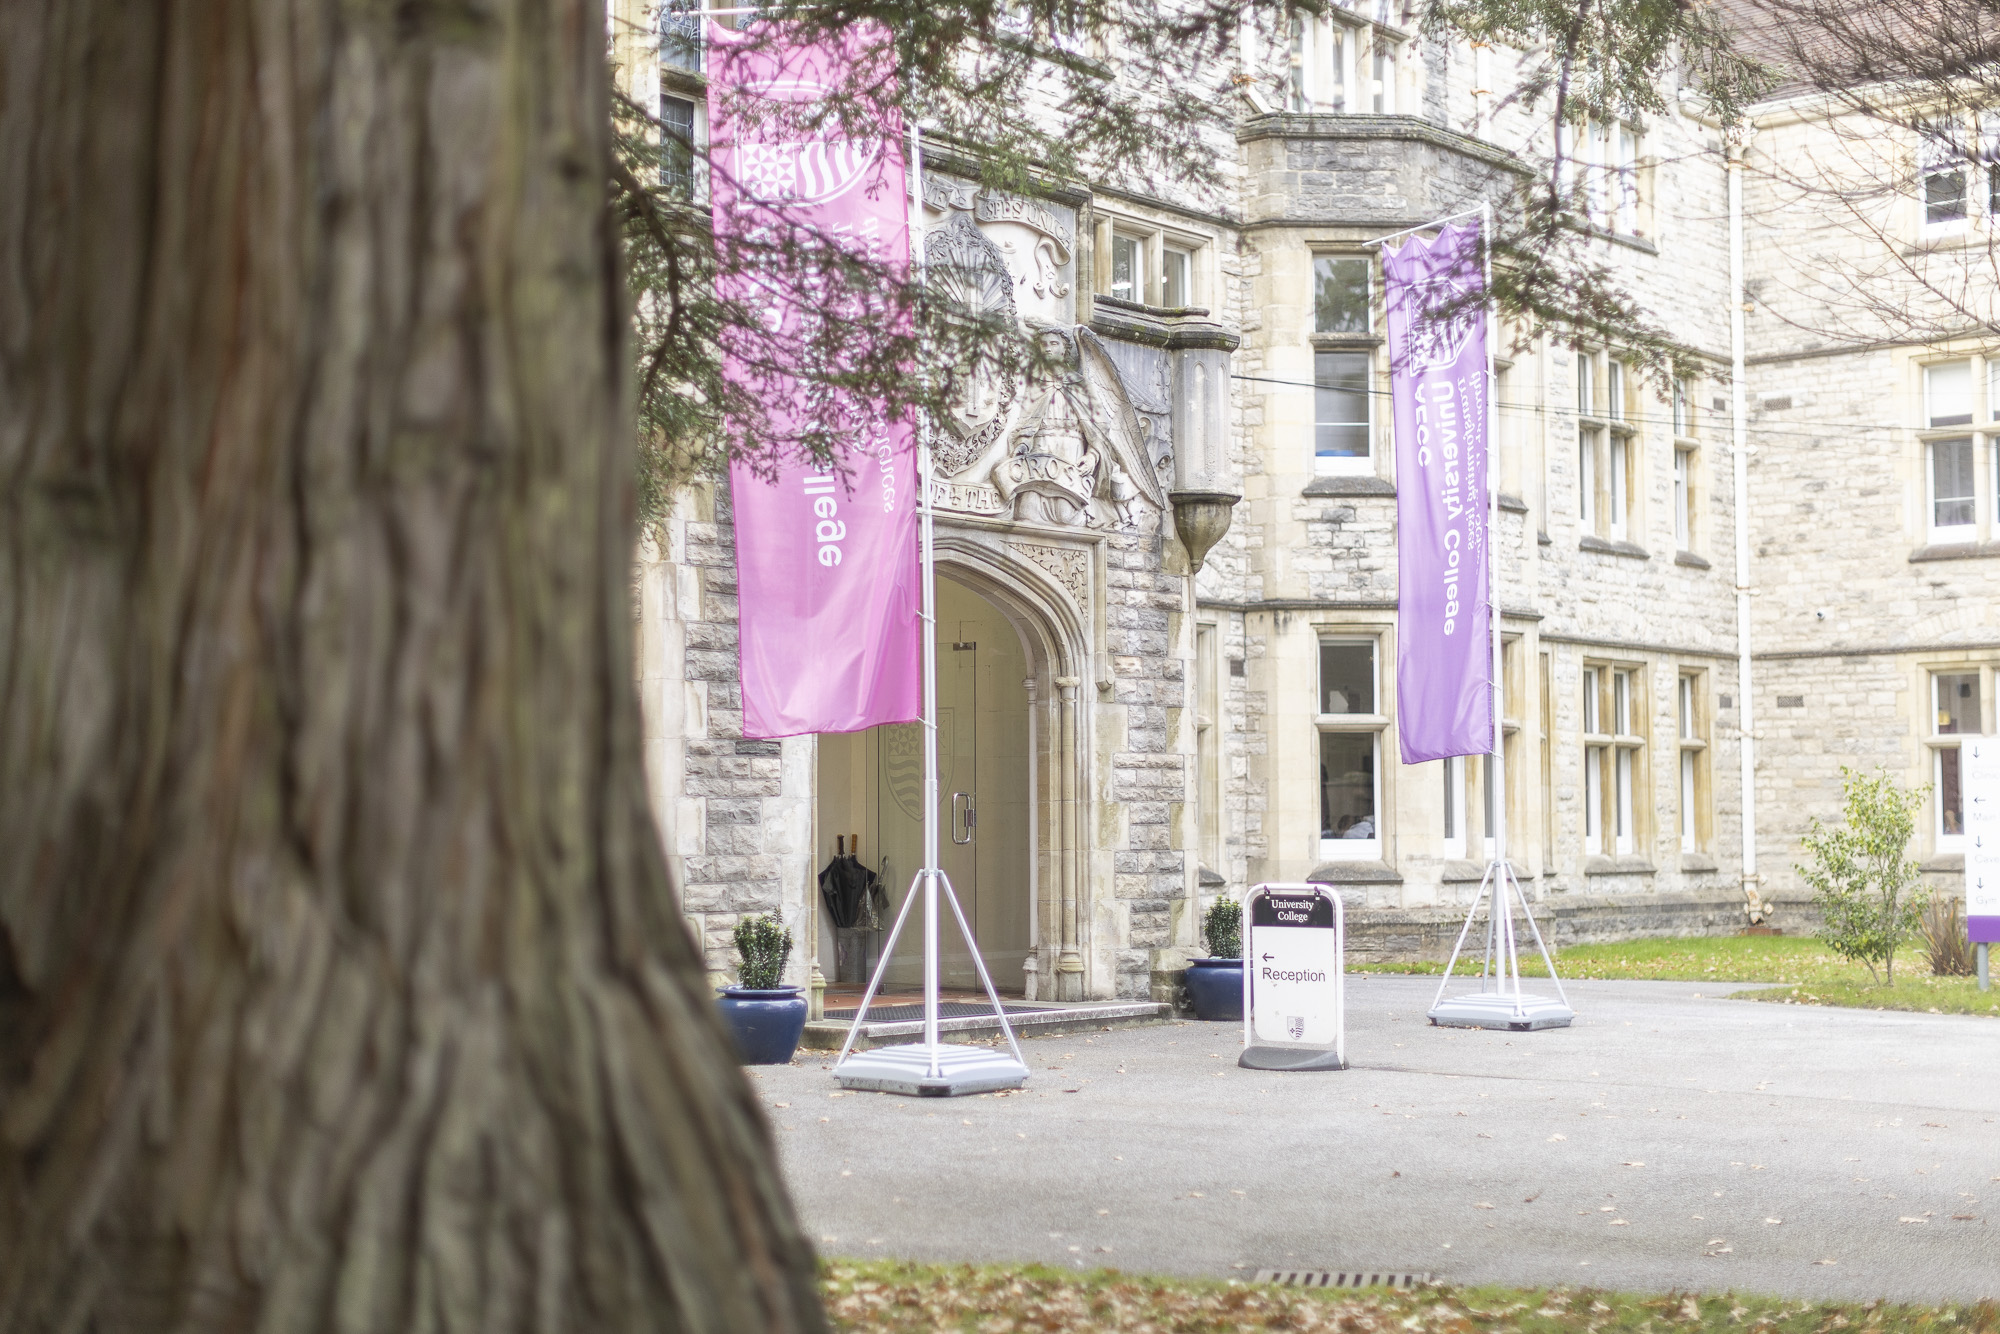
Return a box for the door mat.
[824,1002,1045,1022]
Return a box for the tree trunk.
[0,5,823,1331]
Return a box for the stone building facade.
[1731,91,2000,904]
[620,2,1980,996]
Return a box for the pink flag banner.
[707,21,921,739]
[1384,222,1492,765]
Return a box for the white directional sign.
[1240,883,1347,1071]
[1962,737,2000,943]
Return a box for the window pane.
[1927,168,1968,225]
[1935,672,1980,734]
[1576,353,1594,415]
[1584,746,1604,849]
[1442,757,1459,840]
[1931,438,1975,528]
[1607,360,1625,420]
[1939,746,1965,837]
[1320,641,1375,714]
[1615,748,1633,844]
[1674,449,1691,547]
[1313,256,1371,333]
[1110,235,1139,302]
[1288,17,1308,111]
[1927,360,1973,426]
[1614,670,1631,735]
[1673,379,1689,435]
[1609,437,1628,535]
[1325,24,1348,111]
[1320,731,1376,840]
[1162,247,1191,308]
[661,96,696,198]
[1579,430,1597,524]
[1679,676,1694,738]
[660,0,704,70]
[1616,128,1639,231]
[1582,668,1600,733]
[1680,751,1696,849]
[1314,351,1370,459]
[1371,45,1393,113]
[1482,753,1496,834]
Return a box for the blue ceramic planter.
[1184,957,1244,1021]
[717,987,809,1065]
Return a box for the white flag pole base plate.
[1239,1046,1349,1072]
[1427,992,1573,1031]
[834,1042,1030,1097]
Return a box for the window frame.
[1287,9,1402,115]
[1677,670,1711,855]
[1927,666,1989,853]
[1914,352,1999,545]
[1919,118,1975,235]
[1582,661,1648,861]
[659,93,699,200]
[1309,249,1380,477]
[1095,215,1209,310]
[1575,350,1638,543]
[659,0,705,72]
[1317,635,1387,862]
[1673,376,1700,555]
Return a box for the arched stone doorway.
[813,541,1090,1001]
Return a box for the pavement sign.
[1240,883,1347,1071]
[1963,736,2000,947]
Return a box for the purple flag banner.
[708,21,921,739]
[1384,222,1492,765]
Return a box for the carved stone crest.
[926,212,1022,478]
[915,194,1166,535]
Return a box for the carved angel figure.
[992,325,1165,530]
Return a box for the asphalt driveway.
[750,976,2000,1303]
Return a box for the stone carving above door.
[1006,541,1091,610]
[921,181,1166,535]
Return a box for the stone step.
[801,1000,1170,1050]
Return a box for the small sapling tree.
[1203,897,1243,960]
[734,914,795,990]
[1797,768,1931,985]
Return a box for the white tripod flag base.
[1427,858,1574,1032]
[836,1042,1033,1096]
[831,118,1029,1097]
[832,867,1030,1096]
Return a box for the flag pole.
[833,94,1027,1096]
[1420,202,1572,1032]
[910,118,945,1074]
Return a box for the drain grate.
[1254,1270,1433,1291]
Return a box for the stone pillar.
[1055,673,1085,1001]
[1022,673,1042,1002]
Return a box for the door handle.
[951,791,976,845]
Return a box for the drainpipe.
[1728,125,1761,921]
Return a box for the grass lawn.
[1352,934,2000,1017]
[823,1261,1999,1332]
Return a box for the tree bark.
[0,4,823,1331]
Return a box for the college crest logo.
[736,139,882,206]
[1400,274,1479,374]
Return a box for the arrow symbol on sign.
[1262,953,1275,962]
